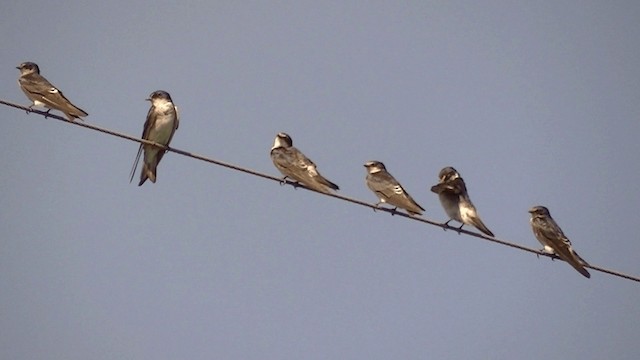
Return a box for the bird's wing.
[129,106,158,182]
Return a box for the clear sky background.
[1,1,639,359]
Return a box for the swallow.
[270,132,340,193]
[364,161,425,216]
[529,206,590,278]
[16,62,88,122]
[430,166,494,236]
[129,90,180,186]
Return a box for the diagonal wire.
[2,98,638,283]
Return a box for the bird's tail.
[68,104,88,118]
[138,163,157,186]
[568,249,591,278]
[567,259,591,278]
[470,217,494,237]
[318,176,340,191]
[63,104,88,121]
[63,111,84,122]
[406,201,425,216]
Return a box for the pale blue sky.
[1,1,639,359]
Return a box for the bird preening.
[13,61,594,279]
[430,166,494,237]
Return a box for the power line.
[2,98,638,283]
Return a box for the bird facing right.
[16,61,88,122]
[529,206,590,278]
[364,161,425,216]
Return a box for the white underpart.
[144,101,176,162]
[459,204,477,224]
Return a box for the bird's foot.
[443,220,463,234]
[538,248,559,261]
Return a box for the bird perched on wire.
[130,90,179,186]
[529,206,590,278]
[16,62,88,122]
[430,166,494,237]
[364,161,425,216]
[270,132,340,194]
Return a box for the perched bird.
[364,161,425,216]
[430,166,494,236]
[16,62,88,122]
[529,206,590,278]
[129,90,179,186]
[270,132,339,193]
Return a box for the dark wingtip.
[579,268,591,278]
[481,228,495,237]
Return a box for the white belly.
[148,115,175,145]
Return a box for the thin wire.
[2,98,638,283]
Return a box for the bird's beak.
[15,66,20,70]
[145,98,151,102]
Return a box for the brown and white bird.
[529,206,590,278]
[130,90,179,186]
[364,161,425,216]
[430,166,494,237]
[270,132,339,194]
[16,62,88,122]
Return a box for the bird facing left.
[16,62,88,122]
[130,90,180,186]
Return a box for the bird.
[270,132,340,193]
[364,161,425,216]
[16,62,88,122]
[529,206,590,278]
[430,166,494,236]
[129,90,180,186]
